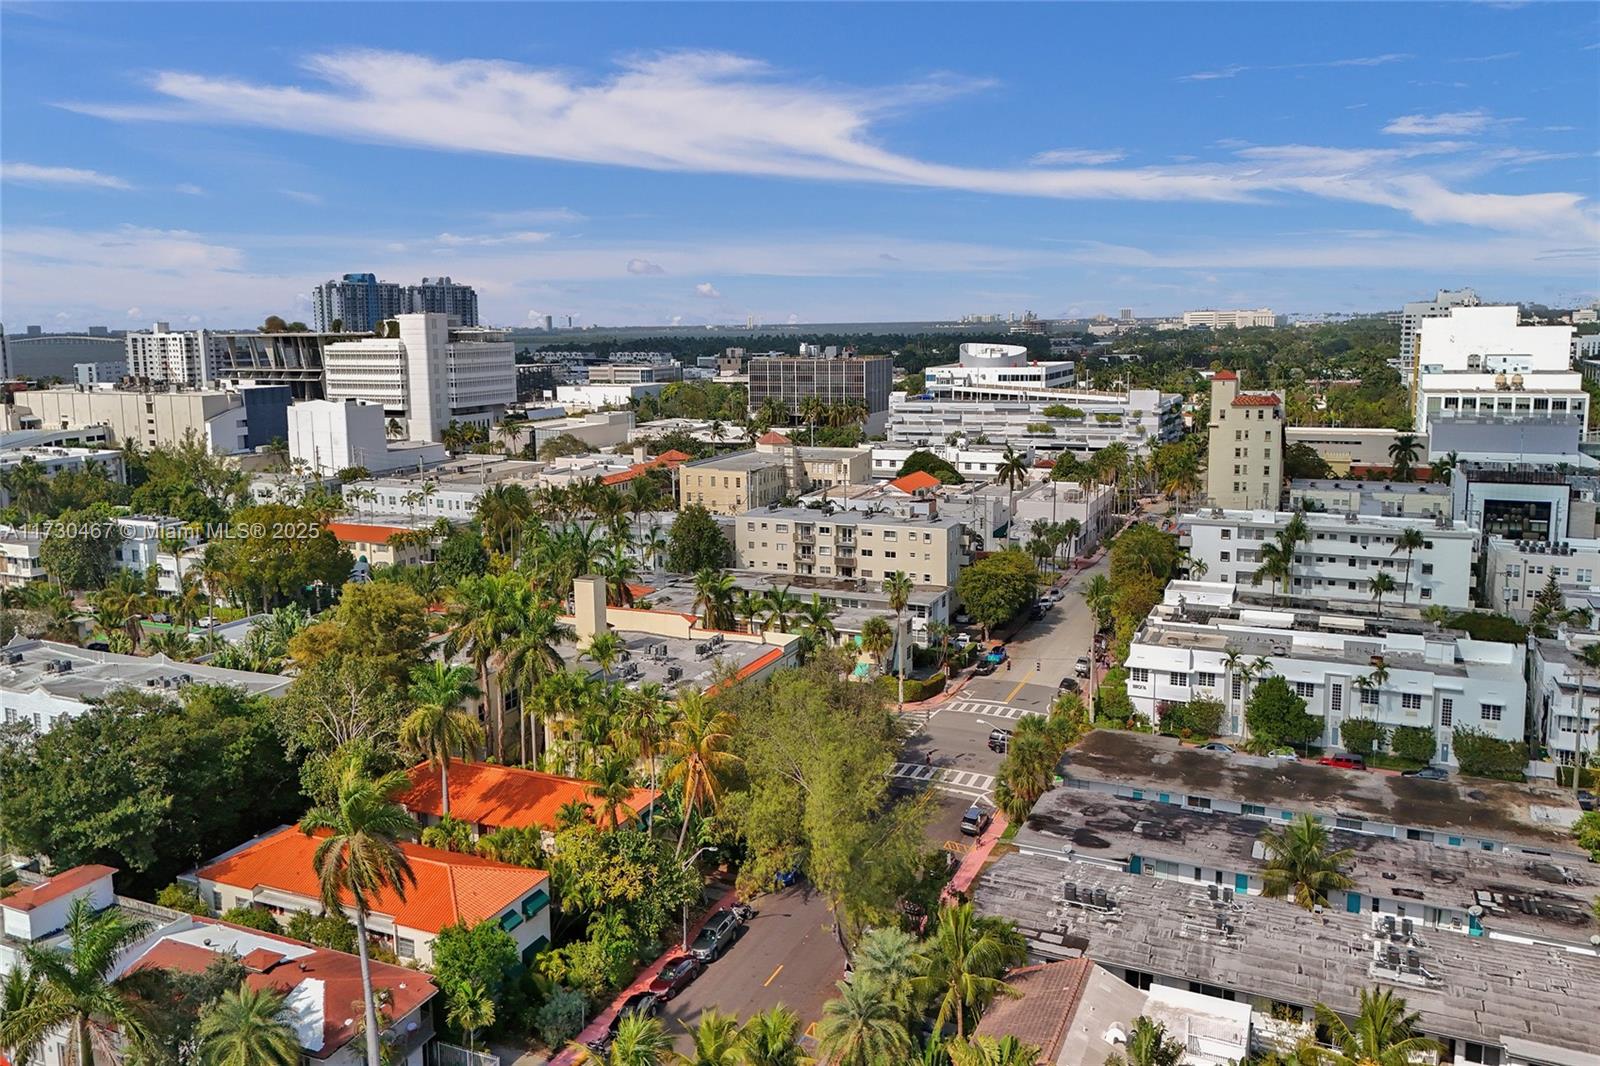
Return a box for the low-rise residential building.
[0,525,46,588]
[191,825,551,965]
[644,568,956,640]
[325,519,436,577]
[677,436,872,515]
[868,443,1039,482]
[1183,508,1476,608]
[1125,582,1525,761]
[732,505,963,587]
[0,442,126,509]
[1284,427,1422,475]
[0,637,289,732]
[1484,535,1600,616]
[112,514,204,593]
[1529,632,1600,772]
[399,761,657,844]
[1008,479,1116,555]
[341,455,543,521]
[1449,461,1600,544]
[1285,479,1451,519]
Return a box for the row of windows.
[1126,674,1486,726]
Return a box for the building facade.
[1398,287,1479,379]
[734,506,963,587]
[1204,371,1284,511]
[677,439,872,515]
[206,330,347,401]
[746,353,893,421]
[15,383,290,455]
[125,322,214,385]
[1483,536,1600,617]
[1181,308,1277,329]
[886,389,1182,455]
[1528,633,1600,770]
[923,343,1075,394]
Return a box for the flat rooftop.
[972,851,1600,1054]
[1064,731,1585,854]
[647,569,946,610]
[1,637,290,703]
[1015,790,1599,943]
[353,454,542,489]
[551,625,781,692]
[742,505,962,531]
[1290,479,1451,497]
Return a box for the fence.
[429,1041,499,1066]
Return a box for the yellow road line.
[1003,671,1034,702]
[763,964,784,988]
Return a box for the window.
[1242,803,1266,816]
[1480,704,1503,722]
[1169,672,1189,686]
[1330,684,1342,712]
[1361,688,1378,706]
[1294,681,1316,699]
[1401,693,1422,710]
[1186,796,1211,810]
[1130,667,1150,684]
[1440,698,1453,727]
[397,937,415,959]
[1197,672,1217,688]
[1231,678,1243,700]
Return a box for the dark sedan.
[647,955,703,1001]
[1402,766,1449,781]
[585,991,659,1054]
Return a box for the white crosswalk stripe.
[890,762,995,798]
[942,699,1043,721]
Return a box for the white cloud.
[1451,51,1520,63]
[175,183,206,195]
[61,50,1590,238]
[627,258,665,275]
[434,230,550,246]
[280,188,324,205]
[1383,110,1500,135]
[1180,65,1248,82]
[1031,148,1126,166]
[2,162,130,189]
[1179,54,1410,82]
[481,207,585,225]
[695,282,721,299]
[126,307,142,318]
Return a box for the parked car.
[1042,589,1062,605]
[1200,742,1234,754]
[987,728,1013,753]
[585,992,659,1054]
[986,643,1008,664]
[974,659,998,676]
[953,633,974,648]
[774,866,804,888]
[1031,606,1046,622]
[647,955,703,1001]
[1074,656,1092,678]
[1402,766,1449,781]
[1267,747,1298,761]
[689,908,743,962]
[1058,677,1081,693]
[960,804,994,837]
[1318,753,1368,771]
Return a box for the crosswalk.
[890,762,996,799]
[941,699,1044,721]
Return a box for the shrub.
[1338,717,1388,756]
[156,883,210,915]
[1025,422,1055,435]
[1452,726,1528,781]
[903,673,946,702]
[534,985,588,1049]
[1447,612,1528,644]
[1390,725,1436,764]
[1574,811,1600,862]
[284,910,358,952]
[1157,698,1225,738]
[220,906,282,933]
[1245,676,1321,749]
[1042,405,1085,419]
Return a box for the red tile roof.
[1231,394,1280,407]
[398,761,657,833]
[1,865,115,911]
[888,471,941,494]
[324,522,414,544]
[129,918,437,1060]
[600,450,695,486]
[196,827,546,934]
[972,958,1094,1055]
[1212,369,1238,381]
[757,430,792,445]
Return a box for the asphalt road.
[656,883,842,1054]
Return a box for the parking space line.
[763,964,784,988]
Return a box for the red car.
[648,955,703,1001]
[1318,754,1367,771]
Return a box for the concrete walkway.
[943,810,1009,902]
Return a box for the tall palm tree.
[692,569,736,630]
[1314,988,1443,1066]
[401,662,485,820]
[664,689,742,853]
[616,682,674,832]
[995,447,1031,542]
[947,1036,1043,1066]
[1391,528,1425,605]
[196,983,300,1066]
[0,898,152,1066]
[859,616,894,672]
[735,1006,808,1066]
[1387,435,1421,482]
[816,978,912,1066]
[608,1012,673,1066]
[910,903,1028,1039]
[502,597,577,764]
[442,573,520,760]
[445,980,495,1054]
[584,629,626,682]
[1252,540,1294,604]
[1259,814,1355,909]
[1369,571,1398,618]
[735,589,767,635]
[680,1009,741,1066]
[883,571,914,712]
[588,751,639,830]
[298,767,419,1066]
[850,927,921,1022]
[94,571,151,652]
[925,619,952,672]
[762,584,802,634]
[1080,574,1112,633]
[797,595,839,659]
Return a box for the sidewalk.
[549,885,740,1066]
[943,811,1009,902]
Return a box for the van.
[960,804,993,837]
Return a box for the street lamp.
[680,846,714,951]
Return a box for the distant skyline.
[2,2,1597,330]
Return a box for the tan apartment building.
[16,382,290,455]
[1204,370,1284,510]
[734,506,963,586]
[677,434,871,515]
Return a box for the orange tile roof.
[196,827,546,934]
[324,521,413,544]
[600,450,695,486]
[757,430,792,445]
[1231,394,1280,407]
[398,761,657,833]
[889,471,941,493]
[972,958,1094,1055]
[656,449,694,463]
[1,865,116,911]
[1212,369,1238,381]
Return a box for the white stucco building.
[1181,308,1276,329]
[286,399,446,477]
[1528,632,1600,771]
[111,514,203,593]
[125,321,215,385]
[1483,536,1600,617]
[924,343,1076,395]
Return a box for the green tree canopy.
[209,505,353,613]
[896,450,964,484]
[1245,676,1322,750]
[667,503,732,573]
[39,505,124,591]
[955,549,1039,638]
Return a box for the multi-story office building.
[125,322,214,385]
[1483,536,1600,617]
[1180,308,1276,329]
[1398,286,1478,379]
[886,389,1182,456]
[734,506,964,587]
[676,437,871,515]
[1529,632,1600,771]
[1204,370,1283,510]
[14,382,290,455]
[1449,461,1600,544]
[72,361,123,385]
[206,330,348,400]
[746,351,893,427]
[1184,507,1476,608]
[1125,582,1525,760]
[323,314,514,442]
[403,276,479,325]
[923,343,1075,396]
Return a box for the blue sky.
[3,1,1598,330]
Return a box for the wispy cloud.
[1450,51,1520,63]
[60,49,1592,239]
[1180,65,1249,82]
[1031,148,1126,166]
[434,230,550,246]
[481,206,585,225]
[1180,53,1411,81]
[1,162,130,189]
[175,182,206,195]
[280,188,324,205]
[627,258,665,275]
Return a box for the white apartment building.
[323,314,515,443]
[72,361,124,385]
[342,455,543,521]
[1529,632,1600,770]
[734,506,964,588]
[112,514,204,594]
[1397,287,1479,375]
[1184,508,1477,609]
[0,443,126,508]
[1008,479,1116,555]
[125,322,215,385]
[1125,582,1526,762]
[287,399,446,477]
[1204,371,1284,511]
[1286,479,1451,520]
[924,343,1076,395]
[15,383,290,455]
[1483,536,1600,618]
[887,389,1182,456]
[1181,308,1276,329]
[555,381,666,408]
[0,526,47,588]
[868,443,1040,482]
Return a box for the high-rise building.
[1119,308,1134,321]
[0,325,9,380]
[311,274,481,332]
[543,314,554,331]
[125,322,215,385]
[404,276,479,326]
[1399,287,1479,382]
[1204,370,1283,510]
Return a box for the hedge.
[1390,726,1436,764]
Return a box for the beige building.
[15,383,285,455]
[1205,370,1283,510]
[677,433,871,515]
[734,506,963,586]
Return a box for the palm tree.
[762,584,802,634]
[884,571,914,712]
[1391,527,1425,605]
[911,903,1028,1039]
[680,1009,741,1066]
[1106,1017,1185,1066]
[401,662,485,820]
[1429,450,1460,486]
[196,983,300,1066]
[442,573,520,760]
[146,629,198,660]
[609,1012,673,1066]
[0,898,152,1066]
[735,589,767,635]
[298,767,419,1066]
[584,629,626,682]
[1369,571,1398,617]
[925,619,952,672]
[1080,574,1113,633]
[995,447,1030,542]
[1314,988,1443,1066]
[1252,540,1294,604]
[1387,434,1421,482]
[94,571,151,651]
[1259,814,1355,909]
[797,595,839,659]
[946,1036,1042,1066]
[693,569,736,630]
[816,978,912,1066]
[501,596,576,764]
[850,927,920,1021]
[859,616,894,672]
[664,689,742,853]
[588,752,639,830]
[445,980,495,1054]
[735,1006,808,1066]
[1572,643,1600,797]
